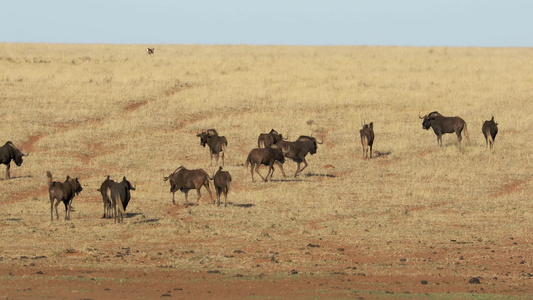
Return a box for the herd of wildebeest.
[0,111,499,224]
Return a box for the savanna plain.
[0,43,532,299]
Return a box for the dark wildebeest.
[213,166,232,207]
[164,166,214,206]
[197,129,228,166]
[146,48,154,55]
[245,146,287,182]
[482,116,498,150]
[419,111,470,146]
[257,129,285,148]
[0,141,29,179]
[106,177,136,223]
[360,122,375,159]
[275,135,323,177]
[47,171,83,221]
[97,175,115,218]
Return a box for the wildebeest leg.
[250,162,255,182]
[116,195,125,223]
[214,153,220,166]
[265,163,275,182]
[172,191,176,205]
[437,135,442,147]
[254,164,266,182]
[184,191,190,206]
[295,159,309,177]
[370,144,373,159]
[6,163,10,179]
[203,182,214,204]
[195,188,202,206]
[275,161,286,178]
[66,200,72,220]
[216,187,221,207]
[50,197,55,221]
[223,187,228,207]
[54,200,61,220]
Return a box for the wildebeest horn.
[418,111,425,119]
[316,137,324,144]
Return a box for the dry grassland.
[1,43,532,298]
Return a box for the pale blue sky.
[1,0,532,47]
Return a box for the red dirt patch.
[492,180,526,198]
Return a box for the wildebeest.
[97,175,115,218]
[164,166,214,206]
[197,129,228,166]
[47,171,83,221]
[106,177,136,223]
[275,135,323,177]
[213,166,232,207]
[360,122,375,159]
[419,111,470,146]
[146,48,154,55]
[0,141,29,179]
[257,129,285,148]
[482,116,498,149]
[245,146,287,182]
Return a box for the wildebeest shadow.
[133,218,160,224]
[231,203,255,208]
[303,173,336,178]
[269,178,304,182]
[372,151,392,158]
[5,218,22,222]
[125,212,143,219]
[0,175,33,181]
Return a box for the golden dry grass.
[0,43,532,297]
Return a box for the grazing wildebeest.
[419,111,470,146]
[97,175,115,218]
[257,129,285,148]
[197,129,228,166]
[213,166,232,207]
[47,171,83,221]
[275,135,323,177]
[245,145,287,182]
[164,166,214,206]
[0,141,29,179]
[146,48,154,55]
[360,122,375,159]
[106,177,136,223]
[482,116,498,149]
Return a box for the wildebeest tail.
[46,171,53,187]
[244,153,251,170]
[463,122,470,142]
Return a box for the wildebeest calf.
[146,47,154,55]
[213,166,232,207]
[245,146,286,182]
[197,129,228,166]
[164,166,214,206]
[106,176,136,223]
[98,175,115,218]
[47,171,83,221]
[0,141,29,179]
[360,122,375,159]
[482,116,498,149]
[258,129,285,148]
